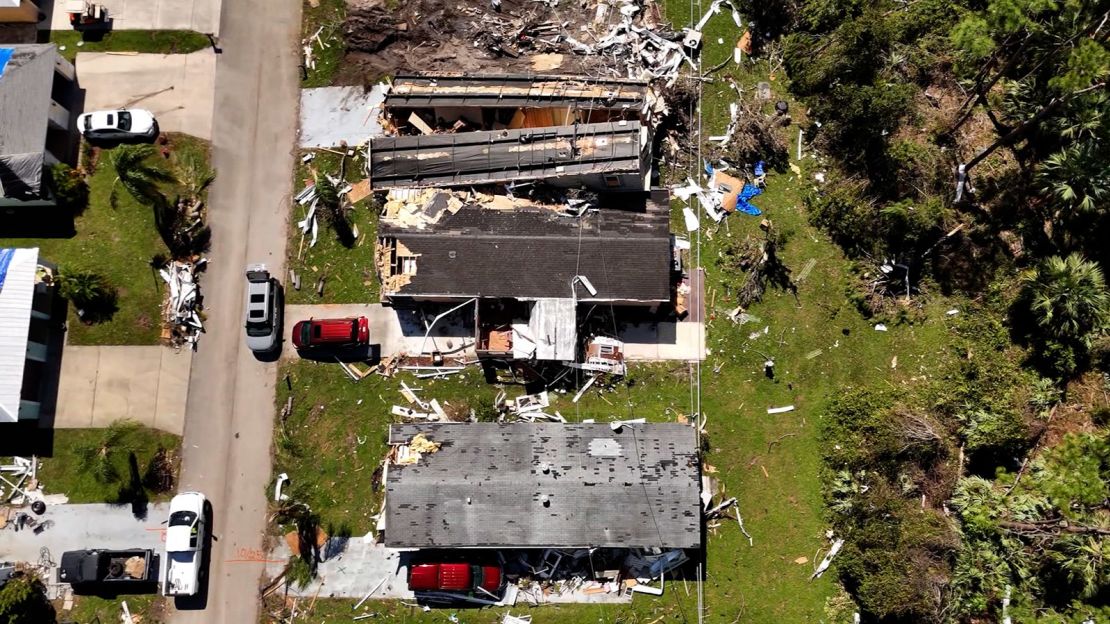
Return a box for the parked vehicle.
[163,492,207,597]
[244,264,282,353]
[292,316,370,350]
[408,562,503,595]
[58,549,156,588]
[76,109,158,141]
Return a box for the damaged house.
[368,73,655,192]
[0,44,78,212]
[382,73,653,133]
[384,422,701,550]
[368,120,650,192]
[376,190,675,362]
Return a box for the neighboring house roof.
[378,190,672,302]
[368,121,646,189]
[0,44,56,197]
[384,73,649,111]
[0,247,38,422]
[385,422,702,549]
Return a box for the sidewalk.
[54,346,191,434]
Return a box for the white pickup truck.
[163,491,207,597]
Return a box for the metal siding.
[0,248,38,421]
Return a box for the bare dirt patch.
[338,0,668,83]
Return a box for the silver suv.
[244,264,281,353]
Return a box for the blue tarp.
[736,184,763,215]
[0,249,15,293]
[0,49,13,79]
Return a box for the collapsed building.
[369,73,699,368]
[382,73,655,132]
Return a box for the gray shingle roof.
[379,190,673,302]
[0,44,57,196]
[385,423,702,549]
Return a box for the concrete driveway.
[41,0,221,33]
[282,304,476,360]
[76,50,216,140]
[0,503,171,583]
[53,346,190,435]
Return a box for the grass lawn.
[300,0,346,87]
[25,425,180,504]
[271,1,967,622]
[286,150,379,305]
[61,593,166,624]
[50,30,211,63]
[0,134,211,345]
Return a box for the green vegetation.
[25,423,179,504]
[62,594,165,624]
[0,135,211,345]
[286,150,379,304]
[0,575,55,624]
[50,30,210,63]
[300,0,346,87]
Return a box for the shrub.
[48,163,89,216]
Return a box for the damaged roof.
[384,73,649,110]
[379,190,672,302]
[385,422,702,549]
[368,121,645,189]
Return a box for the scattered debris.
[394,433,441,464]
[874,324,888,332]
[811,537,844,579]
[767,405,795,414]
[159,260,204,349]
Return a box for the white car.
[164,492,207,597]
[76,109,158,141]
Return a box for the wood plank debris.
[767,405,795,414]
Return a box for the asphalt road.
[170,0,299,620]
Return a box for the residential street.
[169,0,299,621]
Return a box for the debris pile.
[338,0,735,82]
[159,260,204,349]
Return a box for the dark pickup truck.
[58,549,157,588]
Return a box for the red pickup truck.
[408,562,503,595]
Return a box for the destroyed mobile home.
[364,74,699,374]
[374,188,680,370]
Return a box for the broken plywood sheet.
[299,85,386,148]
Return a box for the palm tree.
[1037,142,1110,215]
[107,145,177,209]
[1021,253,1110,347]
[74,420,140,484]
[173,149,216,203]
[315,175,354,247]
[1051,535,1110,599]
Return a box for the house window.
[399,256,418,275]
[604,175,621,188]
